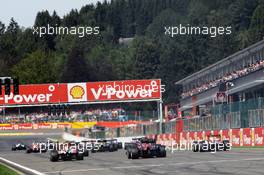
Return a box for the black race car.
[97,139,118,152]
[192,134,230,152]
[11,143,27,151]
[81,139,100,153]
[126,137,166,159]
[112,139,123,149]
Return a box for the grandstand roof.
[175,39,264,85]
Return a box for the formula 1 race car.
[126,137,166,159]
[75,141,90,157]
[97,139,118,152]
[81,139,100,153]
[192,134,230,152]
[26,142,47,153]
[11,143,27,151]
[112,139,123,149]
[124,137,142,150]
[118,141,123,149]
[49,142,84,162]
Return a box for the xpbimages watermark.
[32,24,100,38]
[29,141,102,153]
[168,141,232,153]
[165,24,232,38]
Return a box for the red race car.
[49,142,84,162]
[126,137,166,159]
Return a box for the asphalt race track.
[1,135,264,175]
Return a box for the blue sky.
[0,0,104,27]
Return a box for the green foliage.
[61,45,89,83]
[0,0,264,104]
[248,4,264,44]
[0,164,19,175]
[11,50,58,84]
[132,37,160,79]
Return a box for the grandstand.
[175,39,264,131]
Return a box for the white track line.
[42,157,264,174]
[0,157,45,175]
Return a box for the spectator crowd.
[181,59,264,98]
[0,108,127,124]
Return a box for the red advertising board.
[37,123,52,129]
[205,130,212,140]
[86,79,161,102]
[196,131,203,141]
[0,79,161,106]
[254,127,264,146]
[0,84,68,106]
[189,132,195,143]
[178,128,263,147]
[0,124,13,130]
[231,129,241,146]
[242,128,252,146]
[222,129,229,141]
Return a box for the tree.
[86,45,115,81]
[61,46,89,82]
[248,4,264,44]
[0,21,5,35]
[11,50,57,84]
[0,18,20,70]
[132,38,160,79]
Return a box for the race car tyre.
[11,147,16,151]
[118,142,123,149]
[144,149,152,158]
[157,147,166,157]
[26,148,32,153]
[99,145,105,152]
[62,155,68,161]
[76,153,84,160]
[41,149,47,153]
[127,151,131,159]
[83,150,89,157]
[131,152,139,159]
[130,148,139,159]
[50,150,59,162]
[109,144,115,152]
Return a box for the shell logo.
[70,85,85,99]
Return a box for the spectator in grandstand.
[0,108,128,124]
[181,58,264,98]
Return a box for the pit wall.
[147,127,264,147]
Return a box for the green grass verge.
[0,164,20,175]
